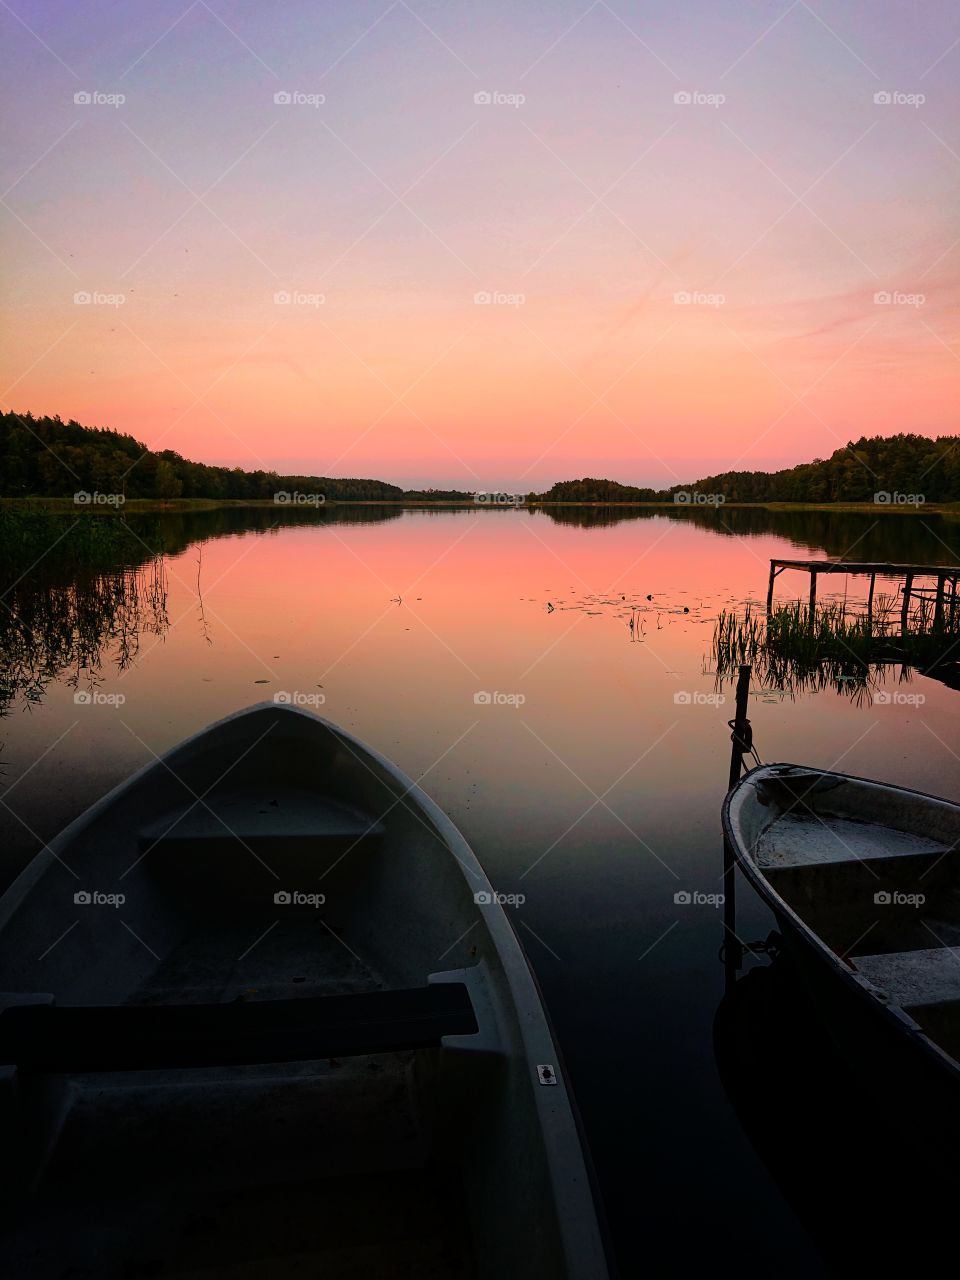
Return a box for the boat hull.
[723,762,960,1155]
[0,703,612,1279]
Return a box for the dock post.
[808,570,817,621]
[867,572,876,621]
[728,664,753,790]
[766,562,776,615]
[901,571,914,634]
[723,664,752,986]
[934,573,946,632]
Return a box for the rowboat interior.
[0,706,592,1278]
[733,766,960,1065]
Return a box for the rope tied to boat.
[718,930,781,966]
[728,714,761,770]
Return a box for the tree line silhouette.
[531,435,960,504]
[0,413,409,501]
[3,415,958,506]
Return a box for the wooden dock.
[766,559,960,630]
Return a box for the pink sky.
[2,1,959,487]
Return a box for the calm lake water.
[3,503,960,1274]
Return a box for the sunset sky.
[1,1,958,488]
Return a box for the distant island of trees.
[2,413,958,506]
[532,435,959,504]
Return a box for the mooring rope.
[728,713,762,771]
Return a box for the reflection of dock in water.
[716,560,960,698]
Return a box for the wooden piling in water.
[934,573,947,632]
[727,664,752,790]
[901,571,914,633]
[723,664,752,984]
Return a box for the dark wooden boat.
[723,762,960,1149]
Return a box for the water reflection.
[3,504,960,720]
[1,499,960,721]
[715,956,956,1272]
[0,560,169,715]
[0,504,409,718]
[536,502,960,564]
[713,594,960,702]
[133,502,406,551]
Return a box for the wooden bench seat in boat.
[851,947,960,1062]
[755,811,956,870]
[137,792,385,857]
[851,948,960,1008]
[0,982,477,1073]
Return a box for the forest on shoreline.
[2,412,958,506]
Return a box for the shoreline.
[2,497,959,516]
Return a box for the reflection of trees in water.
[4,500,960,717]
[0,558,169,714]
[135,502,406,550]
[535,504,960,564]
[0,504,409,717]
[1,503,408,581]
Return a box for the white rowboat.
[0,703,610,1278]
